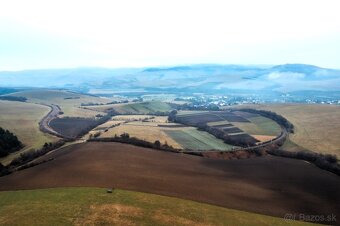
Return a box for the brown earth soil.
[0,142,339,223]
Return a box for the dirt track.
[0,142,339,223]
[39,104,62,137]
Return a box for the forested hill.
[0,127,22,157]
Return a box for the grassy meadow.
[164,129,235,151]
[8,89,112,118]
[0,100,58,165]
[231,115,281,136]
[0,187,317,226]
[242,104,340,156]
[87,101,173,114]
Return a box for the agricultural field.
[231,111,281,136]
[175,110,282,145]
[0,100,58,165]
[236,104,340,157]
[0,142,338,225]
[49,117,98,139]
[86,101,173,114]
[100,123,182,148]
[91,115,234,150]
[164,129,234,151]
[7,89,112,118]
[0,187,315,226]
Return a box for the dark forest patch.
[0,127,23,157]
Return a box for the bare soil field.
[0,142,339,223]
[49,117,97,139]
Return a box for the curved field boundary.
[38,104,64,138]
[182,127,288,154]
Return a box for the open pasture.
[235,104,340,156]
[0,187,316,226]
[87,101,173,114]
[8,89,111,118]
[0,100,57,165]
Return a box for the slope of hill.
[0,187,317,226]
[1,142,339,223]
[0,64,339,94]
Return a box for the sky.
[0,0,340,71]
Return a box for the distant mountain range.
[0,64,339,94]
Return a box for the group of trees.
[9,140,66,168]
[88,133,179,152]
[81,100,129,106]
[0,127,23,157]
[0,96,27,102]
[0,162,9,176]
[170,103,220,111]
[268,149,339,176]
[0,140,68,177]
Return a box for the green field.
[113,101,172,114]
[232,115,281,136]
[8,89,111,118]
[165,128,235,151]
[86,101,173,114]
[0,100,57,165]
[0,187,315,226]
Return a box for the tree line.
[0,96,27,102]
[88,133,180,153]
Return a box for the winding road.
[39,104,63,138]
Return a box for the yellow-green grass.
[236,104,340,156]
[8,89,112,118]
[207,120,231,126]
[177,110,209,116]
[114,101,172,114]
[98,117,236,151]
[0,187,316,226]
[99,123,182,149]
[0,100,58,165]
[89,101,173,114]
[232,116,281,137]
[164,128,235,151]
[111,115,160,122]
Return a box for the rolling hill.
[1,64,339,95]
